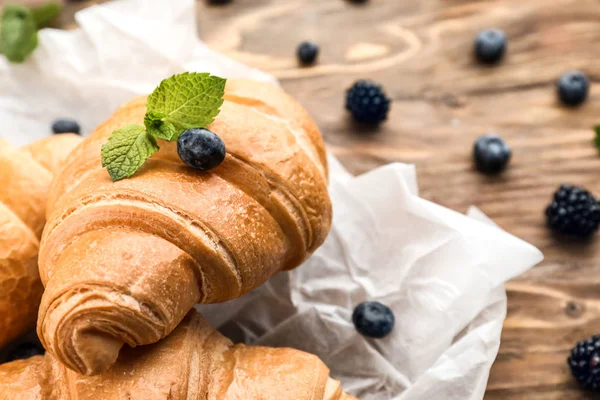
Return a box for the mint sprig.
[1,5,38,63]
[0,2,62,63]
[101,72,227,182]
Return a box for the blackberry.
[546,184,600,238]
[474,29,507,64]
[569,335,600,392]
[557,71,589,107]
[345,80,391,125]
[352,301,395,338]
[297,41,319,66]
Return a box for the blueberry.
[557,71,589,107]
[474,29,506,64]
[473,134,511,174]
[51,119,81,135]
[4,341,45,362]
[352,301,395,338]
[177,128,226,171]
[207,0,232,5]
[297,41,319,66]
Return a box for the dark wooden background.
[59,0,600,398]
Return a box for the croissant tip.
[72,330,124,376]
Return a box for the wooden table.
[61,0,600,398]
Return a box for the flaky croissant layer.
[37,79,333,375]
[0,134,82,350]
[0,311,355,400]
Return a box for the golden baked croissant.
[0,311,355,400]
[0,134,81,349]
[37,79,333,375]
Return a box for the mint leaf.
[31,2,62,28]
[144,111,177,140]
[148,121,177,141]
[101,125,158,181]
[594,126,600,154]
[145,111,168,125]
[1,5,38,63]
[146,72,226,137]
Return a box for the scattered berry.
[207,0,232,5]
[297,41,319,66]
[569,335,600,392]
[474,29,507,64]
[4,341,45,362]
[557,71,589,107]
[51,119,80,135]
[473,134,511,174]
[546,184,600,238]
[352,301,395,338]
[177,128,226,171]
[345,80,391,125]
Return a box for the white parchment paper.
[0,0,543,398]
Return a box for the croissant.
[37,79,333,375]
[1,311,354,399]
[0,134,81,349]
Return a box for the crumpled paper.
[0,0,543,398]
[0,0,274,146]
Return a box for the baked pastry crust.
[0,311,355,400]
[0,134,81,350]
[37,79,333,375]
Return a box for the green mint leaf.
[144,111,177,140]
[146,72,226,137]
[148,121,177,141]
[31,2,62,28]
[144,110,168,126]
[594,126,600,154]
[1,5,38,63]
[101,124,159,181]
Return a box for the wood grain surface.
[61,0,600,398]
